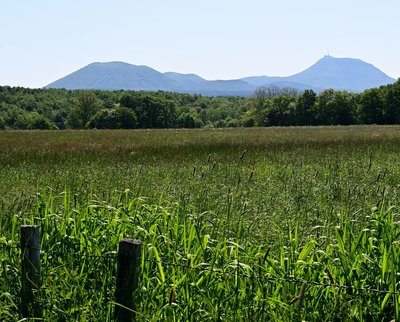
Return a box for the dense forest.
[0,79,399,130]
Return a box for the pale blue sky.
[1,0,399,88]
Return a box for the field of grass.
[1,126,400,320]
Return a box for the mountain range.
[46,55,396,96]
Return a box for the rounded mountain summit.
[46,56,396,95]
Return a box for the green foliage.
[177,112,199,128]
[381,80,400,124]
[1,79,400,129]
[296,89,317,125]
[68,91,103,128]
[358,88,384,124]
[25,111,53,129]
[1,127,400,319]
[2,144,400,320]
[120,93,176,128]
[88,106,137,129]
[265,95,296,126]
[317,90,356,125]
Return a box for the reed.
[1,126,400,320]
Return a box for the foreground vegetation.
[0,78,400,130]
[1,126,400,320]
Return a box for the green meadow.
[1,126,400,321]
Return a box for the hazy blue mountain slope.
[47,62,180,91]
[286,55,395,91]
[164,72,208,90]
[46,56,396,95]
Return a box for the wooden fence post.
[115,238,142,322]
[20,225,41,318]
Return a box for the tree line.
[0,79,399,130]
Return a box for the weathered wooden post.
[20,225,41,318]
[115,238,142,322]
[297,282,307,310]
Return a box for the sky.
[1,0,399,88]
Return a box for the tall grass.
[1,190,400,320]
[1,126,400,320]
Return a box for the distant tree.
[334,91,357,125]
[87,109,117,129]
[2,104,26,129]
[177,113,196,128]
[87,106,137,129]
[252,86,299,126]
[241,116,255,127]
[225,118,240,128]
[25,112,53,129]
[4,81,400,130]
[252,88,269,126]
[358,88,384,124]
[0,115,5,129]
[295,89,317,125]
[117,106,138,129]
[120,94,176,128]
[53,110,68,129]
[67,92,103,128]
[254,86,299,99]
[317,90,355,125]
[381,80,400,124]
[19,96,38,111]
[265,95,296,126]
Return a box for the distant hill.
[285,55,394,92]
[46,56,396,95]
[46,62,179,91]
[241,55,395,92]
